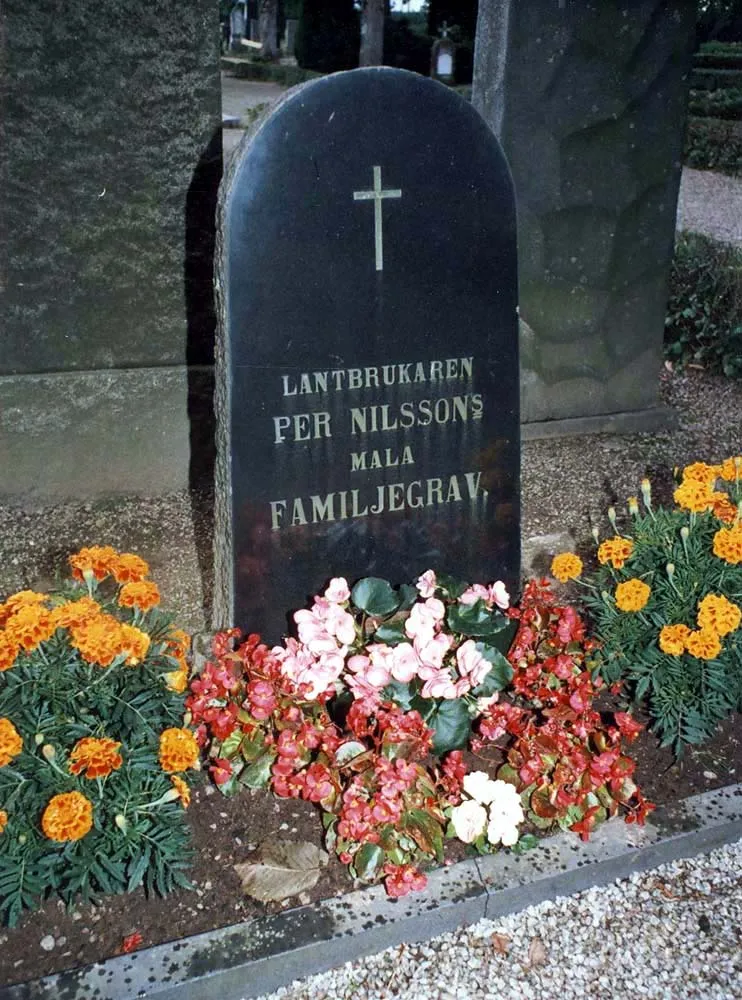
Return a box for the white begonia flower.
[450,799,488,844]
[462,770,500,805]
[485,779,525,847]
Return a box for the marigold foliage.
[0,549,195,926]
[579,459,742,754]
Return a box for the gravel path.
[251,838,742,1000]
[677,167,742,245]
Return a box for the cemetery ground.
[0,364,741,989]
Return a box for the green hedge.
[690,67,742,91]
[665,232,742,378]
[688,87,742,120]
[222,59,321,87]
[684,116,742,175]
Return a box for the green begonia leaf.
[353,842,384,881]
[351,577,400,617]
[471,644,513,694]
[426,698,472,755]
[446,600,508,637]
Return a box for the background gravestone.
[215,68,519,640]
[0,0,221,496]
[473,0,696,436]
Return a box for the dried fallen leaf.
[233,840,328,902]
[121,932,143,954]
[527,936,548,967]
[490,932,511,956]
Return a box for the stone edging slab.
[2,784,740,1000]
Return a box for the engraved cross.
[352,165,402,272]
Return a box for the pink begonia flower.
[454,676,472,697]
[275,640,335,700]
[293,608,337,655]
[364,645,393,688]
[421,669,458,699]
[325,604,356,646]
[345,671,383,705]
[456,639,492,688]
[390,642,420,683]
[324,577,351,604]
[346,654,371,674]
[450,799,487,843]
[459,581,510,611]
[415,632,453,673]
[415,570,438,598]
[424,597,446,621]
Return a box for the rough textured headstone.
[473,0,696,434]
[215,68,520,640]
[0,0,221,496]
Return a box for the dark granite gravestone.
[214,68,519,640]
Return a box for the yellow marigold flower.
[118,581,160,612]
[117,624,151,666]
[713,525,742,565]
[41,791,93,842]
[50,596,102,630]
[69,546,118,583]
[166,629,191,659]
[4,604,55,653]
[0,719,23,768]
[111,553,150,584]
[164,662,189,694]
[719,456,742,482]
[685,628,722,661]
[712,495,738,525]
[159,728,199,773]
[697,594,742,637]
[615,579,651,612]
[170,775,191,809]
[69,737,123,779]
[597,536,634,569]
[673,479,724,514]
[0,632,20,673]
[0,810,7,835]
[69,614,124,667]
[550,553,583,583]
[0,590,49,627]
[658,623,691,656]
[682,462,720,484]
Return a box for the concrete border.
[2,783,740,1000]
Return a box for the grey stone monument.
[473,0,696,437]
[0,0,222,497]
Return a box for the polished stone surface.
[215,68,520,639]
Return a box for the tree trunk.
[359,0,384,67]
[259,0,279,59]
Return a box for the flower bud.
[115,814,128,833]
[666,563,675,578]
[607,507,617,531]
[680,526,690,542]
[41,744,56,762]
[591,526,600,544]
[18,834,26,846]
[627,496,639,516]
[34,733,45,746]
[640,478,652,509]
[159,788,182,804]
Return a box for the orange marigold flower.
[0,718,23,768]
[713,525,742,565]
[682,462,720,484]
[118,581,160,612]
[597,536,634,569]
[615,579,651,612]
[159,727,199,773]
[0,810,7,834]
[697,594,741,637]
[673,479,724,514]
[550,553,583,583]
[0,590,49,627]
[111,553,150,584]
[117,624,151,666]
[164,662,188,694]
[50,596,102,630]
[0,632,20,673]
[69,546,119,583]
[69,737,123,779]
[166,629,191,659]
[712,495,738,525]
[719,456,742,482]
[658,623,691,656]
[170,775,191,809]
[41,791,93,842]
[70,615,124,667]
[4,604,55,653]
[685,628,722,661]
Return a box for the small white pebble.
[39,935,55,952]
